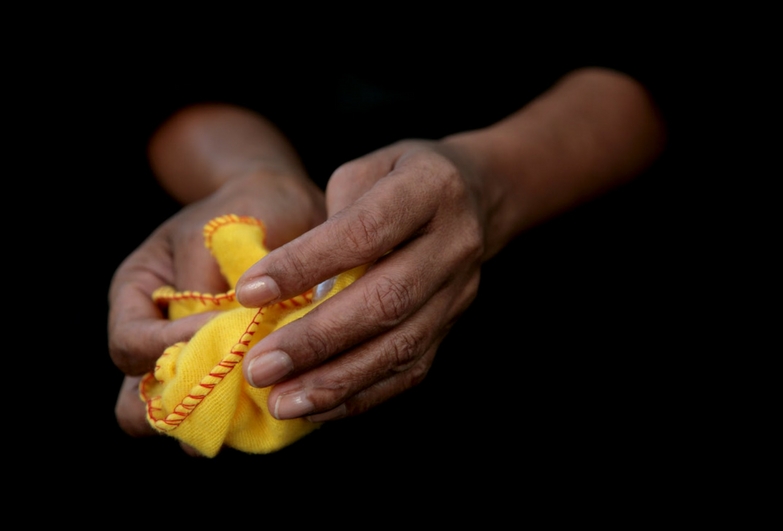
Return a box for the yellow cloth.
[140,214,366,457]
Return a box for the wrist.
[148,103,312,205]
[439,129,525,262]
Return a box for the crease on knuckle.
[387,328,423,374]
[280,247,310,281]
[301,321,335,361]
[367,274,413,324]
[306,374,353,411]
[340,207,385,253]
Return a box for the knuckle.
[431,161,461,191]
[109,322,166,376]
[329,160,363,185]
[366,274,414,323]
[460,272,481,306]
[339,207,385,252]
[300,321,336,362]
[341,359,431,417]
[307,374,354,410]
[341,388,382,418]
[400,357,430,386]
[386,328,422,373]
[460,217,485,262]
[415,156,486,263]
[413,151,462,193]
[276,245,311,282]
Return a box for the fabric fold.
[139,214,366,457]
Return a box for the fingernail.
[274,391,314,419]
[313,276,336,301]
[237,275,280,307]
[246,350,293,388]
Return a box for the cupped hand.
[235,139,492,422]
[109,171,326,444]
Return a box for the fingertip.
[272,390,314,420]
[236,275,280,307]
[246,350,294,388]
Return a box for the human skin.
[109,104,325,443]
[110,67,666,444]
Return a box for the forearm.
[147,102,313,204]
[441,66,667,261]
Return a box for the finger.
[242,234,443,389]
[109,274,218,375]
[109,239,222,375]
[235,167,440,309]
[306,353,436,422]
[115,375,157,437]
[325,143,408,214]
[173,227,228,294]
[261,266,479,420]
[242,197,482,386]
[265,271,473,421]
[116,375,216,457]
[115,377,214,459]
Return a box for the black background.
[33,25,734,505]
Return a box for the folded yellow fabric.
[139,214,366,457]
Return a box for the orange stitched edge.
[153,288,313,308]
[142,214,317,432]
[203,214,266,251]
[140,342,184,417]
[153,287,237,307]
[275,290,314,308]
[147,307,266,431]
[142,289,316,431]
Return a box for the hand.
[109,171,326,447]
[235,139,490,422]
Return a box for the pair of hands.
[109,68,667,455]
[109,137,488,452]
